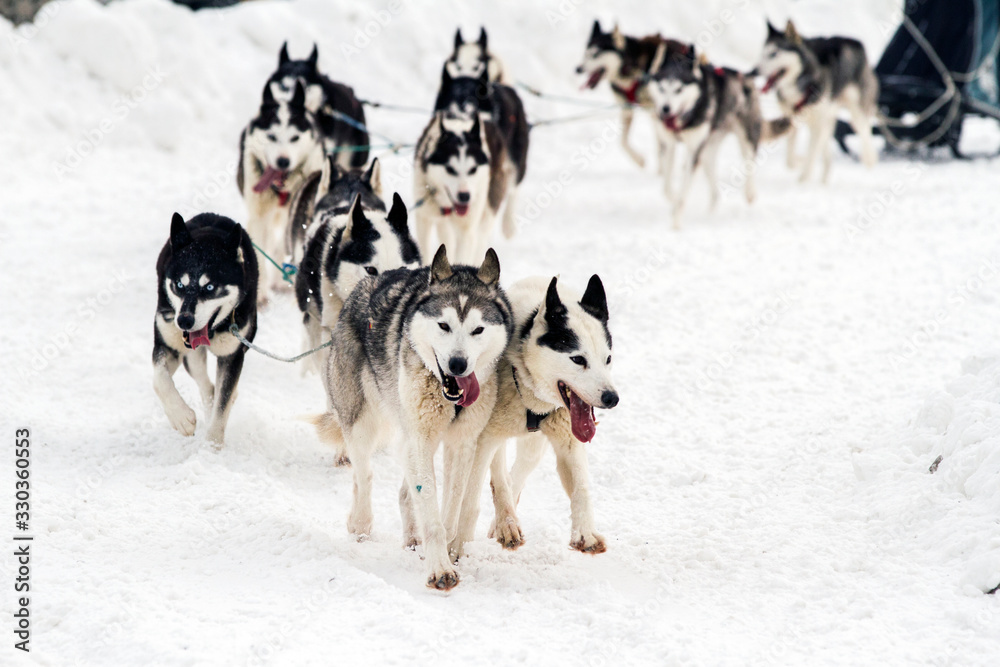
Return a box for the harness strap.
[511,366,551,432]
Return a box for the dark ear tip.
[171,212,184,225]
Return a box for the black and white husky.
[266,42,370,169]
[445,27,507,84]
[647,47,789,228]
[152,213,257,444]
[237,80,324,300]
[577,20,692,168]
[756,21,878,182]
[452,275,618,558]
[313,246,513,590]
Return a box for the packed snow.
[3,0,999,664]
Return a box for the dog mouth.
[581,67,605,89]
[761,68,786,93]
[253,166,288,193]
[558,381,597,443]
[661,113,682,132]
[441,191,470,217]
[439,363,481,408]
[182,324,212,350]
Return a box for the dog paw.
[493,514,524,550]
[403,536,420,550]
[347,513,372,540]
[166,404,197,436]
[570,531,607,554]
[426,569,460,591]
[205,426,225,446]
[333,454,351,467]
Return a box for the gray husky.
[313,246,513,590]
[756,20,878,182]
[451,275,618,558]
[153,213,257,444]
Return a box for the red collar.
[612,80,641,104]
[271,185,290,206]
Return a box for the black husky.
[153,213,257,444]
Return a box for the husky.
[647,46,790,228]
[577,20,692,168]
[313,246,513,590]
[152,213,257,444]
[446,27,508,84]
[413,111,510,264]
[266,42,370,169]
[451,275,618,558]
[294,187,420,387]
[756,20,878,182]
[237,80,324,301]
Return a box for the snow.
[3,0,1000,664]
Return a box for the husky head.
[756,21,807,94]
[576,20,627,89]
[247,81,321,180]
[423,112,490,217]
[315,157,384,216]
[409,246,512,408]
[164,213,247,348]
[520,276,618,443]
[436,66,493,118]
[331,193,420,302]
[648,48,703,132]
[446,27,492,80]
[268,42,324,111]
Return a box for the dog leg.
[399,479,420,549]
[486,440,523,549]
[620,106,645,168]
[799,108,828,183]
[415,210,434,262]
[442,437,477,561]
[204,348,245,445]
[501,182,519,239]
[658,132,676,201]
[344,420,376,538]
[701,140,722,211]
[153,352,196,436]
[452,435,503,556]
[405,437,459,590]
[785,121,799,169]
[551,435,605,554]
[734,127,758,205]
[848,99,877,169]
[672,146,697,230]
[819,111,839,184]
[183,348,215,410]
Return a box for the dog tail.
[305,412,345,447]
[762,117,793,142]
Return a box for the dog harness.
[611,80,641,104]
[511,367,551,432]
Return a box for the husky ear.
[307,44,319,71]
[785,20,801,44]
[766,21,783,41]
[291,80,306,109]
[440,64,453,90]
[543,277,567,323]
[261,81,276,107]
[454,28,464,50]
[316,156,333,201]
[430,245,453,284]
[363,158,382,196]
[467,112,484,145]
[477,248,500,287]
[478,27,488,50]
[170,213,192,251]
[343,193,369,242]
[226,222,244,254]
[580,275,609,323]
[650,41,667,74]
[589,19,601,43]
[612,23,625,51]
[386,192,409,236]
[278,41,289,66]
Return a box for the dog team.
[151,19,878,590]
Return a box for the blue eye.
[205,284,214,292]
[176,281,185,290]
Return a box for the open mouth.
[581,67,605,90]
[182,324,212,350]
[761,68,786,93]
[558,380,597,443]
[438,363,480,408]
[253,166,288,193]
[661,113,681,132]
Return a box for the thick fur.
[152,213,258,444]
[446,27,508,84]
[756,20,878,182]
[316,246,513,590]
[451,275,619,558]
[647,51,777,228]
[413,111,510,264]
[267,42,370,169]
[577,20,692,169]
[237,81,324,301]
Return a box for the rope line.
[230,323,332,363]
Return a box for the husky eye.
[290,135,300,143]
[471,326,484,336]
[204,283,214,292]
[468,165,477,174]
[606,355,612,365]
[444,165,458,176]
[570,355,588,368]
[175,280,185,290]
[438,322,451,332]
[365,266,378,276]
[267,133,277,142]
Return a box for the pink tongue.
[582,69,603,90]
[762,73,781,93]
[454,203,469,216]
[455,372,480,407]
[188,325,211,350]
[569,391,596,443]
[253,167,285,193]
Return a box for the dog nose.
[575,65,584,74]
[276,156,290,170]
[177,312,195,330]
[601,390,619,409]
[457,192,470,204]
[448,357,467,376]
[661,106,671,115]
